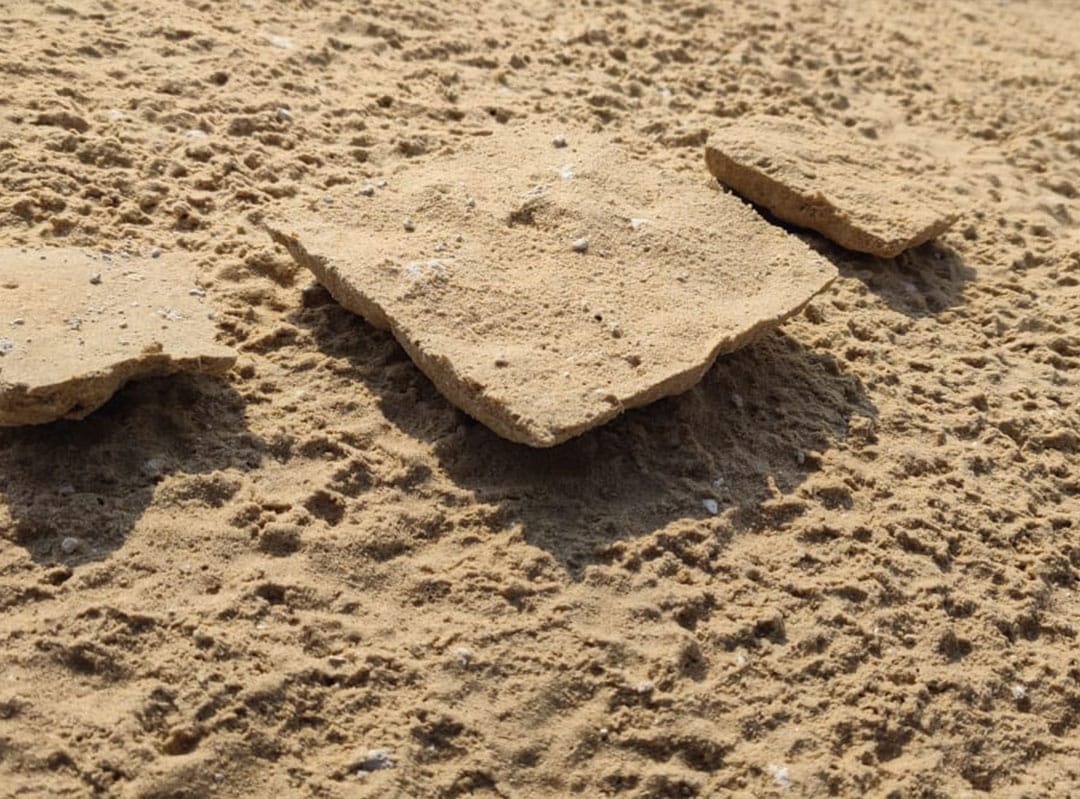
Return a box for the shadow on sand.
[0,374,264,567]
[293,296,878,576]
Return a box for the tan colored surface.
[0,248,235,425]
[1,1,1079,798]
[705,115,960,256]
[268,128,835,446]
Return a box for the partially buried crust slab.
[267,126,836,447]
[705,115,958,257]
[0,248,236,425]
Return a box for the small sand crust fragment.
[705,115,959,257]
[267,126,836,447]
[0,248,236,426]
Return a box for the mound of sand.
[267,127,835,446]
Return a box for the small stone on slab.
[705,115,959,257]
[0,248,236,426]
[267,126,835,447]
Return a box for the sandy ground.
[1,0,1079,797]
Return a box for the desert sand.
[1,1,1079,798]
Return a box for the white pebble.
[60,537,81,554]
[275,106,292,121]
[702,498,719,515]
[1011,684,1027,700]
[572,238,589,253]
[358,184,375,197]
[358,750,394,772]
[767,763,792,789]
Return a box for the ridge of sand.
[267,126,836,446]
[705,115,960,256]
[0,248,235,425]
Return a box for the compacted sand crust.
[0,248,236,426]
[704,115,960,257]
[267,127,835,446]
[0,1,1079,798]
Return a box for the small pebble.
[328,655,348,667]
[0,338,15,355]
[189,288,206,297]
[275,106,292,121]
[1012,684,1027,700]
[768,763,792,789]
[358,184,375,197]
[142,459,165,480]
[10,319,24,326]
[57,484,76,496]
[357,750,394,772]
[702,498,719,515]
[60,537,81,555]
[89,273,102,285]
[572,238,589,253]
[403,219,416,232]
[552,134,568,148]
[150,248,162,259]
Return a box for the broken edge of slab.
[268,223,835,447]
[0,349,236,426]
[704,143,959,258]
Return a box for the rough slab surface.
[267,127,836,447]
[0,248,236,425]
[705,115,959,257]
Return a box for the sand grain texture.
[0,248,235,425]
[0,1,1078,797]
[705,115,960,256]
[268,128,836,445]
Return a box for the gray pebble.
[60,536,81,554]
[572,237,589,253]
[150,248,162,259]
[357,750,394,772]
[552,134,568,148]
[358,184,375,197]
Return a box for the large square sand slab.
[268,127,836,447]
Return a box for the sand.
[1,1,1079,797]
